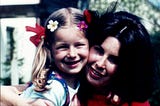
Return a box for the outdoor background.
[0,0,160,105]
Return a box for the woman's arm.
[0,85,53,106]
[0,85,29,106]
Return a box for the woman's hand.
[0,85,53,106]
[0,85,29,106]
[27,99,53,106]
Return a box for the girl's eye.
[74,42,87,48]
[56,44,68,50]
[75,43,86,47]
[93,45,104,55]
[108,55,119,64]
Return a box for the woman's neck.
[89,84,110,96]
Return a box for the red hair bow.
[26,23,45,47]
[84,10,92,24]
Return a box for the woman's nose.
[95,57,106,70]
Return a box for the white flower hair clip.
[47,20,59,32]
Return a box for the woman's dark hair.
[78,9,155,104]
[101,11,154,102]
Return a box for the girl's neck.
[56,70,80,89]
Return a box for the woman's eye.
[93,45,104,55]
[108,55,119,64]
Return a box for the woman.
[76,9,155,106]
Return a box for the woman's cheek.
[88,51,98,63]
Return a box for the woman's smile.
[88,66,103,80]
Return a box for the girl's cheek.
[81,48,89,56]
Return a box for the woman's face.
[86,36,120,87]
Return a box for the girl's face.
[86,36,120,87]
[52,27,89,74]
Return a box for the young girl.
[20,7,89,106]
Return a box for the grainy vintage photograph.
[0,0,160,106]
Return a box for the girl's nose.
[68,46,77,58]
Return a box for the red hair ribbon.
[26,23,45,47]
[84,9,92,24]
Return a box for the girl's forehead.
[54,27,86,40]
[60,25,83,31]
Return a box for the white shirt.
[21,77,80,106]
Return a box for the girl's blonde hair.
[31,7,86,91]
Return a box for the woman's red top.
[85,94,150,106]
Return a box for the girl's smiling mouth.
[63,59,82,68]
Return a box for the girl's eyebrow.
[55,42,68,46]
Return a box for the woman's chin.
[87,74,101,87]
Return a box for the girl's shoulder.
[46,71,70,106]
[47,71,68,93]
